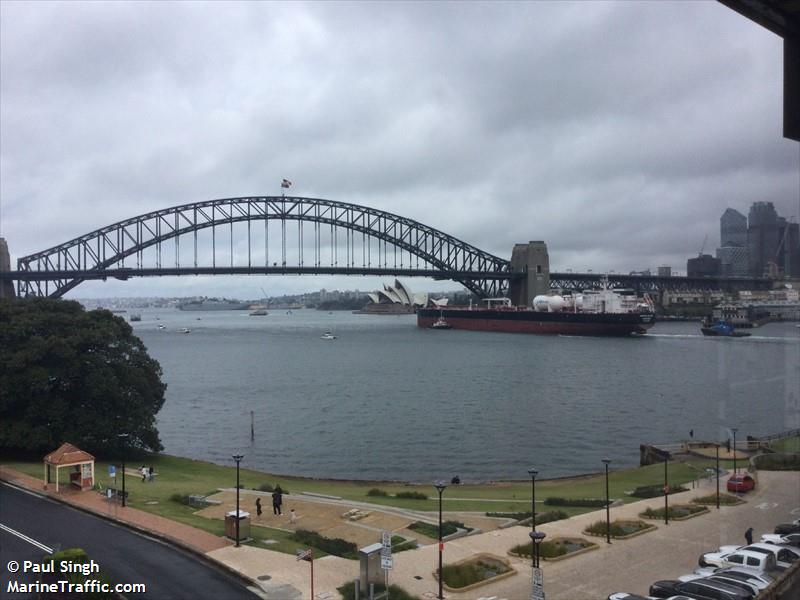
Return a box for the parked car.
[760,532,800,547]
[608,594,654,600]
[649,578,753,600]
[691,567,773,590]
[676,574,759,595]
[717,543,800,569]
[726,474,755,493]
[699,548,780,574]
[773,519,800,535]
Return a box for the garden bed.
[583,519,656,539]
[640,504,709,521]
[691,493,745,506]
[508,536,598,562]
[437,553,516,593]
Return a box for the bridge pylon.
[0,238,15,299]
[507,241,550,307]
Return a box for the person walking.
[272,485,283,515]
[140,466,147,482]
[148,466,155,482]
[255,498,263,519]
[289,508,297,524]
[745,527,754,545]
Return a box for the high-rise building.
[720,208,747,247]
[687,254,721,278]
[716,246,750,277]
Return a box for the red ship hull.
[418,307,655,336]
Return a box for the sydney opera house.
[357,279,447,314]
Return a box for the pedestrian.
[689,429,694,438]
[290,508,297,524]
[148,466,155,482]
[140,465,147,482]
[272,485,283,515]
[256,498,263,519]
[745,527,754,545]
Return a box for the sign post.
[531,567,544,600]
[380,530,392,597]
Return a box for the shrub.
[337,581,420,600]
[396,491,428,500]
[584,520,650,537]
[367,488,388,497]
[291,529,358,559]
[441,560,511,589]
[510,537,593,559]
[391,536,418,553]
[629,484,688,499]
[641,504,706,519]
[486,510,569,525]
[258,483,274,492]
[544,497,608,507]
[41,548,116,599]
[408,520,468,539]
[691,493,741,506]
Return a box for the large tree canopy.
[0,298,166,455]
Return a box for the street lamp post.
[731,428,738,475]
[602,458,611,544]
[715,443,721,510]
[434,481,447,600]
[530,530,546,600]
[527,467,538,531]
[232,454,244,547]
[664,454,669,525]
[117,433,129,508]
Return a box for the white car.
[729,543,800,569]
[699,547,780,574]
[760,532,800,547]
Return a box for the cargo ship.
[417,284,655,336]
[177,298,250,311]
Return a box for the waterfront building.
[716,245,750,277]
[657,266,672,277]
[721,208,748,247]
[687,253,721,277]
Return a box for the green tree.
[0,298,166,455]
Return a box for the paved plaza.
[2,466,798,599]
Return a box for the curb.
[0,476,262,596]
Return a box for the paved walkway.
[3,465,798,599]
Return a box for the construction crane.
[699,234,708,257]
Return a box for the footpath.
[1,465,798,599]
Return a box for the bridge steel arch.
[16,196,511,298]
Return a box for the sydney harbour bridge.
[0,196,775,300]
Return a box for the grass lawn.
[2,452,731,554]
[771,435,800,453]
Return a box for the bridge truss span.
[16,196,512,298]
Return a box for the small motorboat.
[157,324,166,330]
[179,327,192,334]
[320,331,337,340]
[430,316,452,330]
[700,319,751,337]
[249,307,269,316]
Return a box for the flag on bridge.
[281,179,293,189]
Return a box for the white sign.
[382,531,391,548]
[381,555,393,570]
[531,568,544,600]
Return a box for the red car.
[727,474,756,493]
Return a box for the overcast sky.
[1,0,798,299]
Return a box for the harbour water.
[132,309,799,482]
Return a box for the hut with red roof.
[43,443,95,492]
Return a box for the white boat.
[158,324,166,330]
[179,327,191,334]
[249,307,269,316]
[430,311,452,330]
[320,331,337,340]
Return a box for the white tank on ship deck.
[547,295,565,312]
[533,296,550,312]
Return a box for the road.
[0,482,258,599]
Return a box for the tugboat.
[700,318,751,338]
[430,312,452,330]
